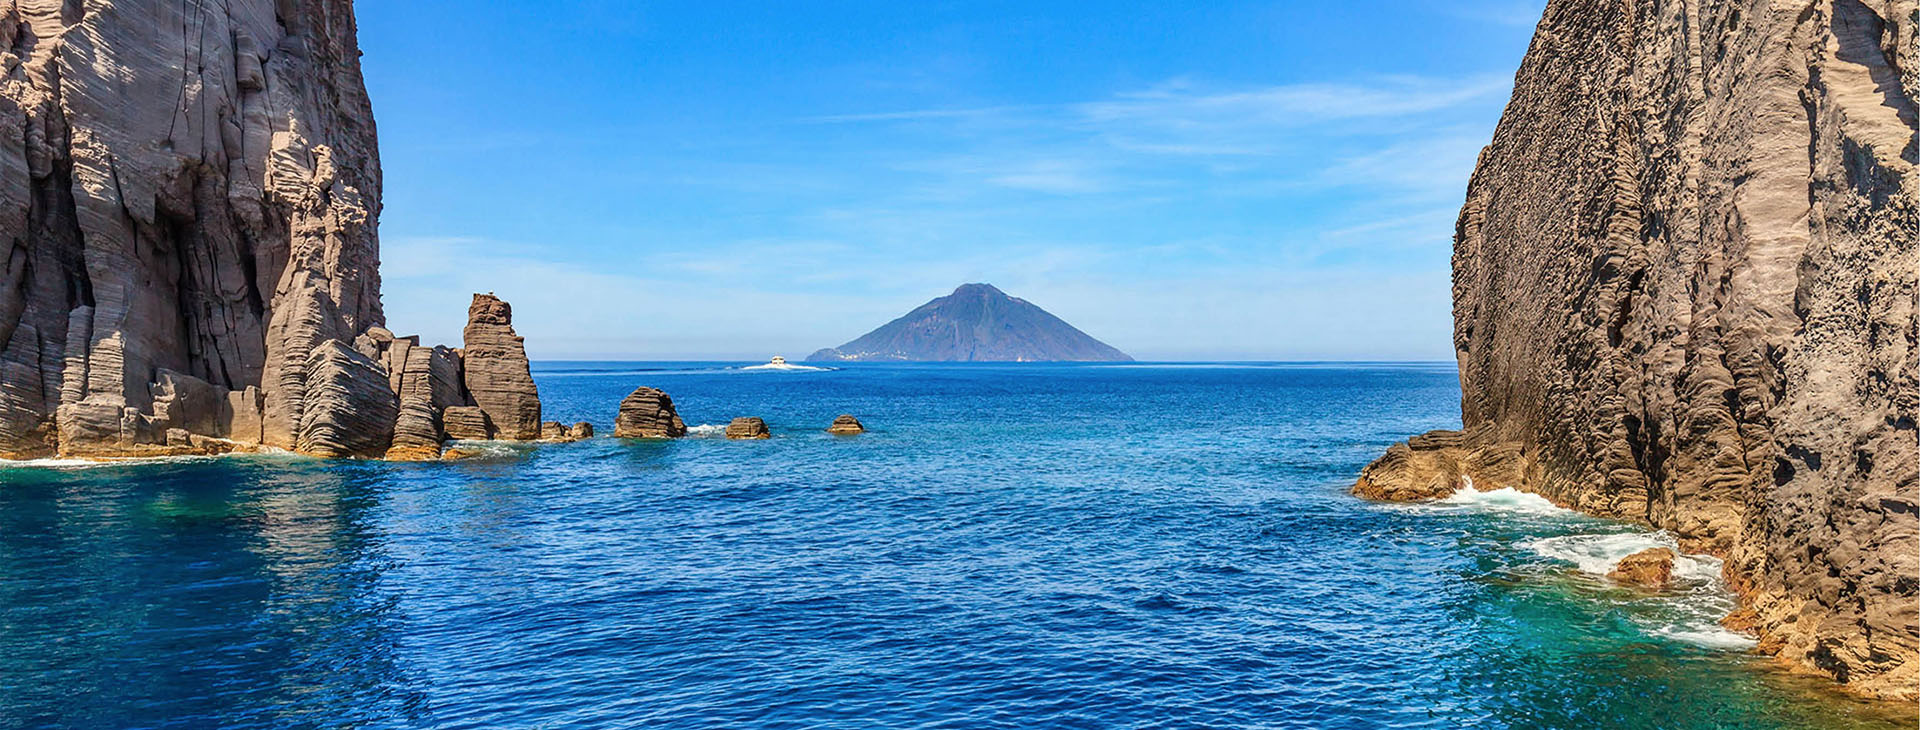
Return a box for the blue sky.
[358,1,1544,361]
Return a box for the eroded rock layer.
[462,293,540,440]
[0,1,549,460]
[0,0,381,456]
[615,387,685,439]
[1357,0,1917,699]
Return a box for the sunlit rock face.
[0,0,382,456]
[1357,0,1916,699]
[0,2,556,460]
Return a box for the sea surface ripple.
[0,363,1906,729]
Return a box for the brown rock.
[614,387,686,439]
[539,420,569,441]
[219,387,265,446]
[383,444,443,461]
[725,417,771,440]
[442,406,494,441]
[293,340,398,459]
[826,414,865,435]
[0,0,382,457]
[1352,429,1533,502]
[390,345,463,454]
[568,422,594,439]
[1607,548,1677,588]
[462,294,542,440]
[1360,0,1918,698]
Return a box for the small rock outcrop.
[538,420,590,443]
[826,414,865,435]
[1356,0,1917,699]
[462,294,542,440]
[725,417,771,440]
[614,387,686,439]
[1608,548,1677,589]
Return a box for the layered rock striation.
[0,2,557,461]
[614,387,686,439]
[0,0,382,458]
[1355,0,1917,699]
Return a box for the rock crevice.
[1356,0,1917,700]
[0,1,549,462]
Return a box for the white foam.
[1520,530,1756,650]
[685,424,728,438]
[739,362,832,372]
[1519,531,1723,581]
[1651,625,1758,650]
[1432,482,1573,516]
[0,449,296,470]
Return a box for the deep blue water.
[0,363,1908,729]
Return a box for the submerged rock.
[615,388,686,439]
[1608,548,1676,589]
[725,417,771,440]
[826,414,865,435]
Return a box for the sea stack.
[615,387,687,439]
[1353,0,1916,699]
[462,294,542,440]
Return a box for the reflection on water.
[1,363,1910,729]
[0,459,423,728]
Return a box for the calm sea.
[0,362,1905,729]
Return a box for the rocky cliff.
[809,283,1132,362]
[1356,0,1916,700]
[0,1,548,460]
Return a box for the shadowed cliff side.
[1355,0,1917,700]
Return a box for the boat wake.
[739,362,833,372]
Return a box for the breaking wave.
[1521,530,1754,650]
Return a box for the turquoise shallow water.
[0,362,1909,729]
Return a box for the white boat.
[743,355,825,371]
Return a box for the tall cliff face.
[0,0,380,456]
[1360,0,1917,700]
